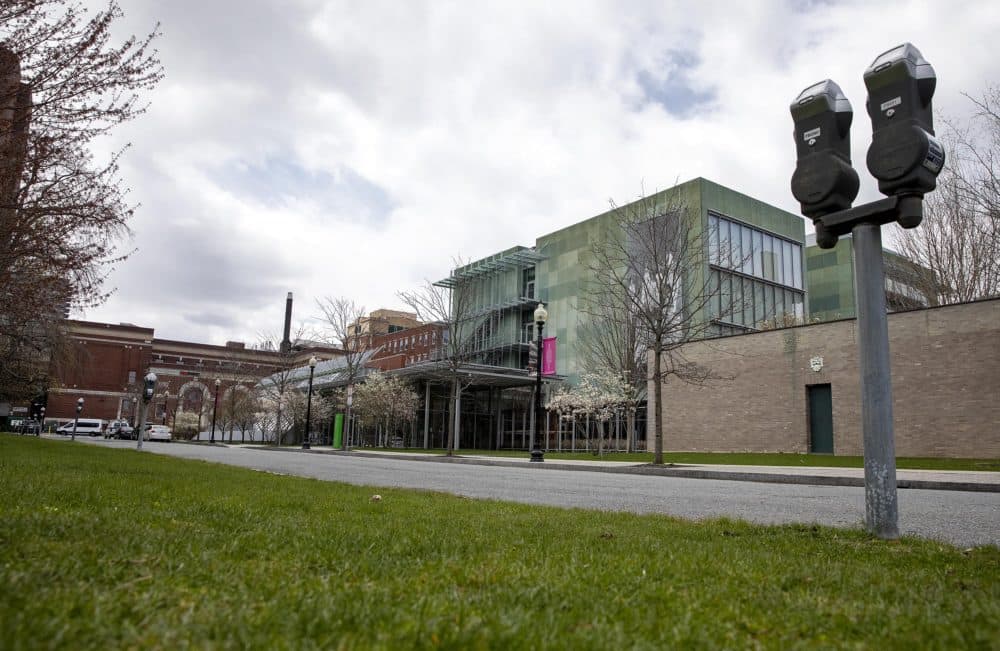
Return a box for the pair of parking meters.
[789,43,946,540]
[790,43,944,247]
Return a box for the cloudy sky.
[80,0,999,345]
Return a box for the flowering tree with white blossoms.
[284,390,333,446]
[547,371,632,455]
[352,371,420,447]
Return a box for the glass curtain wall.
[708,211,805,334]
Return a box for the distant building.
[351,309,421,337]
[30,319,340,431]
[805,233,933,323]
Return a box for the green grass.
[366,448,1000,471]
[1,435,997,649]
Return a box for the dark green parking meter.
[864,43,945,227]
[790,79,860,248]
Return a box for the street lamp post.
[71,397,83,441]
[136,371,157,450]
[531,303,547,463]
[38,406,45,436]
[302,356,318,450]
[211,379,220,444]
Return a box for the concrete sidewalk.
[252,445,1000,493]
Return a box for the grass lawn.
[1,436,997,649]
[368,448,1000,471]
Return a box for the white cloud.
[82,0,1000,344]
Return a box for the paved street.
[80,438,999,548]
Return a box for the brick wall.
[648,298,1000,458]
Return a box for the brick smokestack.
[280,292,293,353]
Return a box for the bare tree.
[0,2,162,401]
[586,189,725,465]
[231,389,259,443]
[399,257,479,456]
[316,297,367,449]
[894,85,1000,304]
[577,285,645,452]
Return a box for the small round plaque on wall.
[809,356,824,372]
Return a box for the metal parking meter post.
[853,223,899,538]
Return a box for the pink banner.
[542,337,557,376]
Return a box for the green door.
[807,384,834,454]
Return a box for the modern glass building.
[304,178,808,451]
[535,177,807,379]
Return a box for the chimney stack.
[280,292,293,353]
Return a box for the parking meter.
[790,80,859,247]
[864,43,944,227]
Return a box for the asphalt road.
[82,438,999,548]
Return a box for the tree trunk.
[275,402,283,446]
[446,378,458,456]
[653,334,664,465]
[627,409,636,453]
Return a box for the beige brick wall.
[647,298,1000,458]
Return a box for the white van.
[56,419,106,437]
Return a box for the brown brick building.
[45,320,339,429]
[649,298,1000,458]
[367,322,446,372]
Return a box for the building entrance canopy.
[387,360,562,389]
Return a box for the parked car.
[10,418,40,434]
[56,418,106,437]
[144,424,172,442]
[105,419,135,439]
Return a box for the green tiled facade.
[533,177,806,382]
[805,237,857,322]
[805,236,931,323]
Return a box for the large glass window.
[753,282,764,326]
[706,211,806,332]
[793,294,804,320]
[708,270,720,320]
[741,226,753,275]
[752,230,763,277]
[762,235,774,281]
[782,240,794,289]
[732,223,742,272]
[721,274,732,322]
[741,278,754,326]
[719,218,731,268]
[709,214,719,265]
[791,245,802,289]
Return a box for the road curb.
[248,446,1000,493]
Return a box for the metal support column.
[423,381,430,449]
[852,222,899,539]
